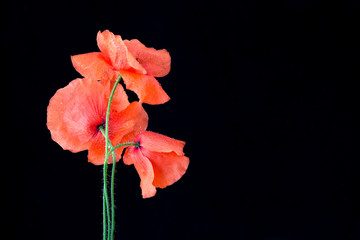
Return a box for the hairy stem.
[99,126,111,240]
[103,74,122,240]
[110,149,116,239]
[100,129,139,239]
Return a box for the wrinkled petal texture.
[97,30,146,74]
[47,78,107,152]
[124,39,171,77]
[142,149,189,189]
[47,78,148,165]
[71,30,171,105]
[138,131,185,155]
[123,131,189,198]
[120,70,170,105]
[71,52,119,83]
[108,101,149,162]
[87,102,148,165]
[125,147,156,198]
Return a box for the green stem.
[106,142,138,240]
[107,142,139,157]
[100,129,139,240]
[110,150,116,240]
[103,195,106,240]
[101,73,142,240]
[103,74,122,240]
[100,126,111,240]
[105,75,122,154]
[103,132,116,240]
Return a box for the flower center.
[96,121,106,132]
[135,139,141,149]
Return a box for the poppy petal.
[87,132,107,165]
[138,131,185,155]
[47,78,106,152]
[87,134,124,165]
[97,30,127,69]
[97,30,146,74]
[71,52,119,82]
[87,101,148,165]
[142,149,189,189]
[110,101,149,154]
[124,39,171,77]
[120,70,170,105]
[124,147,157,198]
[47,77,134,166]
[106,81,130,113]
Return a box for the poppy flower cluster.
[47,30,189,198]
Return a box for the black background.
[3,0,360,239]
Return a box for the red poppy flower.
[47,78,148,165]
[123,131,189,198]
[71,30,171,105]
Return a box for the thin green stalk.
[110,149,116,240]
[103,74,122,240]
[100,130,139,240]
[105,74,122,154]
[100,126,111,240]
[101,73,141,240]
[108,142,138,240]
[103,189,111,240]
[104,134,116,240]
[107,142,139,157]
[103,195,106,240]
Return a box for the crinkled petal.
[47,78,106,152]
[87,132,106,165]
[142,149,189,189]
[120,70,170,105]
[106,81,130,112]
[71,52,119,83]
[87,132,123,165]
[124,147,157,198]
[97,30,127,69]
[88,101,148,165]
[110,101,149,154]
[138,131,185,155]
[97,30,146,74]
[124,39,171,77]
[47,78,132,165]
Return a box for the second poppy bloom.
[47,78,148,165]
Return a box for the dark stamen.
[135,139,141,149]
[96,121,105,132]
